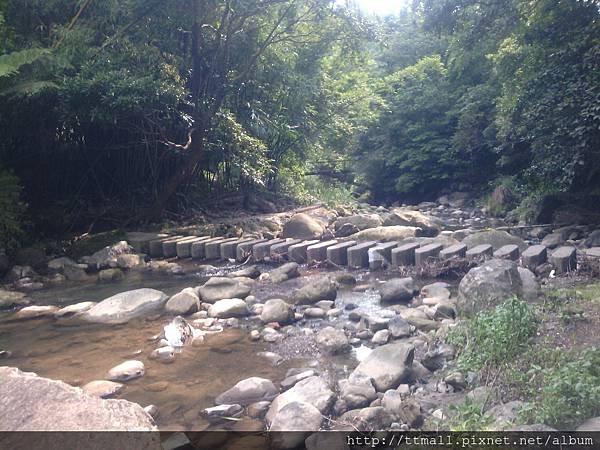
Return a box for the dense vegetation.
[0,0,598,248]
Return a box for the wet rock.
[281,370,316,391]
[266,376,334,426]
[457,259,523,315]
[371,329,389,345]
[165,288,200,315]
[327,308,342,318]
[82,380,124,398]
[208,298,249,318]
[316,327,350,355]
[215,377,278,406]
[293,277,337,305]
[350,343,415,392]
[228,265,261,279]
[197,277,252,303]
[47,257,77,272]
[84,241,134,270]
[106,360,145,382]
[149,346,175,364]
[54,301,96,318]
[339,406,393,431]
[462,230,526,251]
[268,262,300,284]
[358,313,390,332]
[201,404,244,423]
[339,374,377,409]
[270,402,323,449]
[282,213,325,240]
[315,300,334,310]
[82,288,168,324]
[378,278,418,303]
[143,405,158,419]
[0,367,156,431]
[14,305,59,320]
[0,289,31,309]
[260,299,294,324]
[249,330,260,341]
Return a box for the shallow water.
[0,262,458,430]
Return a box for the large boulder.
[83,241,134,270]
[282,214,325,239]
[378,278,418,303]
[462,230,527,251]
[165,288,200,315]
[339,374,377,410]
[349,342,415,392]
[215,377,279,406]
[197,277,252,303]
[0,367,156,431]
[269,402,323,450]
[384,208,442,237]
[457,259,526,315]
[316,327,350,355]
[339,406,394,431]
[266,376,335,425]
[333,214,383,231]
[349,226,422,242]
[81,288,168,324]
[293,277,337,305]
[208,298,249,318]
[260,299,295,324]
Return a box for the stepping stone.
[177,236,210,258]
[522,245,547,270]
[347,241,377,268]
[205,237,239,260]
[164,236,195,258]
[465,244,493,261]
[253,238,286,261]
[126,232,168,254]
[415,243,443,266]
[191,237,223,259]
[439,244,467,260]
[368,242,398,269]
[493,244,520,261]
[221,238,253,260]
[327,241,357,266]
[236,239,267,261]
[307,240,338,264]
[550,246,577,274]
[391,243,421,267]
[270,239,303,260]
[288,240,320,263]
[149,236,178,258]
[584,247,600,258]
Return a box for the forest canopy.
[0,0,598,242]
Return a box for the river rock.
[269,402,323,449]
[215,377,279,406]
[54,301,96,318]
[116,254,144,269]
[517,267,540,300]
[0,367,157,434]
[349,342,415,392]
[283,213,325,239]
[378,278,418,303]
[462,230,526,251]
[228,265,261,279]
[149,346,175,364]
[14,305,59,320]
[165,288,200,315]
[82,380,124,398]
[0,289,31,309]
[293,277,337,305]
[98,268,124,282]
[260,299,294,324]
[316,327,350,354]
[266,376,335,425]
[304,307,326,318]
[269,262,300,283]
[384,208,441,236]
[371,329,389,345]
[201,404,244,423]
[4,265,37,283]
[197,277,252,303]
[82,288,168,324]
[583,230,600,248]
[349,226,421,242]
[281,370,316,391]
[106,360,145,381]
[388,315,411,338]
[339,374,377,409]
[85,241,134,270]
[457,259,526,315]
[339,406,393,431]
[208,298,249,318]
[334,214,383,231]
[47,257,77,272]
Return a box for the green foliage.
[0,169,26,253]
[447,399,493,431]
[447,297,537,371]
[0,48,49,78]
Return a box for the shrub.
[0,169,26,254]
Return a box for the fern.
[0,48,49,78]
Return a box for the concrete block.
[252,238,285,261]
[415,243,443,266]
[270,239,303,260]
[465,244,493,261]
[176,236,210,258]
[522,245,547,270]
[550,246,577,274]
[306,240,338,264]
[368,242,398,269]
[391,242,420,266]
[191,237,222,259]
[326,241,357,266]
[347,241,377,268]
[493,244,520,261]
[236,239,267,261]
[221,238,253,260]
[439,244,467,260]
[288,240,320,263]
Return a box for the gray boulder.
[388,315,411,338]
[0,367,156,431]
[260,299,294,324]
[283,213,325,239]
[165,288,200,315]
[339,406,393,431]
[462,230,527,251]
[215,377,279,406]
[316,327,350,355]
[269,262,300,284]
[378,278,418,303]
[457,259,526,315]
[339,374,377,410]
[333,214,383,231]
[349,342,415,392]
[293,278,337,305]
[207,298,249,318]
[197,277,252,303]
[85,241,134,270]
[270,402,323,449]
[81,288,168,324]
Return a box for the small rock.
[106,360,145,381]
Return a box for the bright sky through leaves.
[336,0,405,16]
